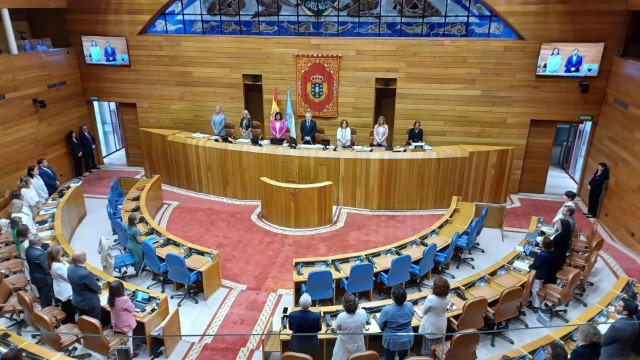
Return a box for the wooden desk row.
[292,196,476,302]
[120,175,222,300]
[33,184,180,357]
[140,128,514,210]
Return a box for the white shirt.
[336,127,351,147]
[332,309,367,360]
[419,294,450,339]
[21,187,40,207]
[51,261,73,301]
[11,212,35,234]
[31,176,48,204]
[552,200,575,224]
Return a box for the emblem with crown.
[309,74,326,100]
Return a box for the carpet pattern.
[79,170,640,360]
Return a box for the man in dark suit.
[68,250,102,321]
[299,111,317,145]
[288,293,321,359]
[79,124,100,173]
[37,158,59,196]
[25,235,53,307]
[564,48,583,73]
[104,41,117,62]
[601,298,639,359]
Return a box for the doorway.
[243,76,264,126]
[92,101,126,166]
[374,83,397,145]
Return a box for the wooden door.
[519,120,557,193]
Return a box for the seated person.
[373,116,388,146]
[552,191,576,224]
[269,112,286,143]
[408,120,424,143]
[336,119,351,147]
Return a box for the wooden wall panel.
[629,0,640,10]
[119,103,143,166]
[63,0,629,193]
[0,49,91,195]
[519,121,557,193]
[579,57,640,254]
[0,0,66,8]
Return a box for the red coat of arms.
[296,55,340,117]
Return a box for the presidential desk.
[140,129,514,211]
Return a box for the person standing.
[79,125,100,173]
[68,251,102,321]
[19,177,41,219]
[336,119,352,147]
[528,237,554,312]
[25,235,53,307]
[545,48,562,74]
[37,158,59,196]
[373,116,389,146]
[377,286,414,360]
[104,41,117,62]
[211,105,226,137]
[332,293,367,360]
[27,166,49,204]
[270,112,286,142]
[564,48,583,73]
[239,110,253,139]
[299,112,317,145]
[419,276,450,356]
[288,293,321,359]
[552,191,576,224]
[585,162,609,218]
[47,245,76,324]
[569,324,602,360]
[108,280,139,358]
[67,131,83,179]
[126,214,143,275]
[601,298,639,359]
[408,120,424,143]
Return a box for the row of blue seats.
[300,207,488,303]
[104,179,201,307]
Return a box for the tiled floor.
[545,165,577,195]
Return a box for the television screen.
[18,38,53,53]
[81,35,130,65]
[536,42,604,77]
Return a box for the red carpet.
[79,168,142,196]
[196,290,271,360]
[163,190,442,292]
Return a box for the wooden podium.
[259,177,333,229]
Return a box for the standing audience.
[79,125,100,173]
[569,324,601,359]
[68,251,102,321]
[25,234,53,307]
[67,130,84,179]
[37,158,59,196]
[378,286,414,360]
[528,237,554,312]
[601,298,639,359]
[332,293,367,360]
[419,276,450,356]
[47,245,76,324]
[27,165,49,204]
[288,293,321,359]
[108,280,139,358]
[19,177,41,219]
[585,162,609,218]
[126,214,143,275]
[552,191,576,224]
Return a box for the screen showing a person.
[536,43,604,77]
[81,35,130,65]
[134,290,150,303]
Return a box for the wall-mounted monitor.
[536,42,605,77]
[81,35,130,66]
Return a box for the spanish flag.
[270,88,280,120]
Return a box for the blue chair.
[377,254,412,291]
[105,203,121,235]
[434,232,460,279]
[455,219,480,269]
[166,253,201,307]
[113,219,129,250]
[142,239,169,293]
[113,252,136,279]
[108,190,123,209]
[109,179,126,200]
[340,263,374,300]
[409,243,438,291]
[472,207,488,254]
[300,269,334,305]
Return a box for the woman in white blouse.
[332,293,368,360]
[373,116,388,146]
[19,176,41,219]
[9,199,35,233]
[336,119,352,147]
[419,276,450,356]
[27,165,49,204]
[47,245,76,324]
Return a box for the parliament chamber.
[1,0,640,359]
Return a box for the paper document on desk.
[40,207,56,215]
[366,317,381,333]
[515,246,524,252]
[236,138,251,143]
[191,133,207,139]
[100,294,108,307]
[38,230,54,237]
[513,260,530,272]
[598,320,613,334]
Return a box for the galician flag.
[285,88,297,141]
[270,88,280,120]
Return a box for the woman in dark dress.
[569,324,602,360]
[528,237,554,312]
[585,162,609,218]
[547,218,572,284]
[407,120,424,143]
[239,109,253,139]
[67,131,83,179]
